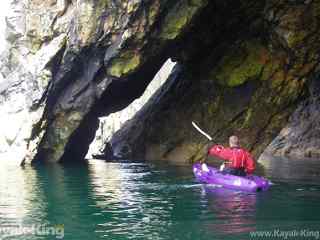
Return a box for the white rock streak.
[87,59,176,157]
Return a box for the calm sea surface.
[0,156,320,239]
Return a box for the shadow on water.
[259,153,320,184]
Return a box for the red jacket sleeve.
[245,152,255,174]
[208,145,232,161]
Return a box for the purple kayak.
[193,163,270,192]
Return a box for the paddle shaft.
[191,121,213,141]
[192,121,213,163]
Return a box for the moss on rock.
[160,0,208,40]
[43,111,83,162]
[211,41,269,87]
[107,51,141,77]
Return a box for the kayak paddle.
[191,121,213,141]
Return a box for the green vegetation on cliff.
[107,51,141,77]
[211,41,268,87]
[160,0,208,40]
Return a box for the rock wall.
[86,59,175,157]
[108,0,320,163]
[0,0,70,163]
[262,75,320,158]
[0,0,319,165]
[0,0,209,164]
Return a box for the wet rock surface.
[0,0,208,163]
[263,76,320,158]
[0,0,319,164]
[108,0,320,163]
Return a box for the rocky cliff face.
[0,0,319,164]
[263,76,320,158]
[0,0,208,164]
[109,0,320,162]
[86,59,175,157]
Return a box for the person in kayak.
[207,136,255,176]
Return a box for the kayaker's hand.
[215,145,223,151]
[219,163,225,171]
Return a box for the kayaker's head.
[229,135,240,148]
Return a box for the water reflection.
[37,162,100,239]
[0,164,30,222]
[0,163,49,239]
[259,154,320,184]
[0,158,319,239]
[201,186,257,236]
[0,164,45,221]
[87,160,173,239]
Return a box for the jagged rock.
[86,59,175,158]
[0,0,73,164]
[108,0,320,163]
[0,0,320,164]
[262,76,320,158]
[1,0,209,163]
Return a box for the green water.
[0,157,320,240]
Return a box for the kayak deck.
[193,163,270,192]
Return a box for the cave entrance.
[86,59,176,159]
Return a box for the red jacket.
[208,145,255,174]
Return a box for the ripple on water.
[0,158,319,239]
